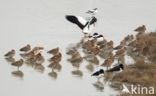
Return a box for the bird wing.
[65,15,87,29]
[89,17,97,25]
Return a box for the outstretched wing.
[65,15,87,29]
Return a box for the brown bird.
[115,47,126,57]
[4,49,15,58]
[114,40,126,50]
[49,52,62,63]
[68,51,82,63]
[20,51,34,59]
[11,59,24,70]
[101,53,115,70]
[134,25,146,33]
[19,44,31,52]
[31,46,44,55]
[34,53,45,64]
[47,47,59,55]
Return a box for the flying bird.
[65,15,97,35]
[86,8,98,15]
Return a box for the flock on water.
[4,8,152,89]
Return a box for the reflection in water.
[34,63,45,73]
[85,63,94,72]
[25,58,36,67]
[5,57,15,63]
[11,70,24,79]
[48,63,62,72]
[48,70,57,79]
[83,54,99,65]
[71,69,83,77]
[92,81,104,92]
[71,62,80,69]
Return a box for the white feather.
[76,16,87,26]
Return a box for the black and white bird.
[91,69,104,76]
[65,15,97,36]
[91,64,124,77]
[106,63,124,72]
[86,8,98,15]
[92,33,105,42]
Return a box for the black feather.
[65,15,84,29]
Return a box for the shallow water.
[0,0,156,96]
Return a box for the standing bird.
[94,34,105,42]
[106,63,124,72]
[11,59,24,70]
[91,69,104,76]
[134,25,146,33]
[86,8,98,15]
[4,49,15,58]
[47,47,59,55]
[65,15,97,36]
[19,44,31,52]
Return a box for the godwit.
[4,49,15,58]
[11,59,24,70]
[19,44,31,52]
[47,47,59,55]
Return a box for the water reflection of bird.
[47,47,59,55]
[86,63,94,72]
[71,69,83,77]
[34,63,45,73]
[48,63,62,72]
[11,70,24,79]
[48,70,57,79]
[4,49,15,58]
[92,81,104,91]
[11,59,24,70]
[5,57,15,63]
[19,44,31,52]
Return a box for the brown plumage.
[19,44,31,52]
[134,25,146,33]
[11,59,24,70]
[20,51,34,59]
[68,51,82,63]
[4,49,15,58]
[115,47,126,57]
[101,53,115,68]
[114,40,126,50]
[47,47,59,55]
[49,52,62,63]
[34,53,45,64]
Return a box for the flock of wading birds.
[4,24,147,79]
[3,8,149,79]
